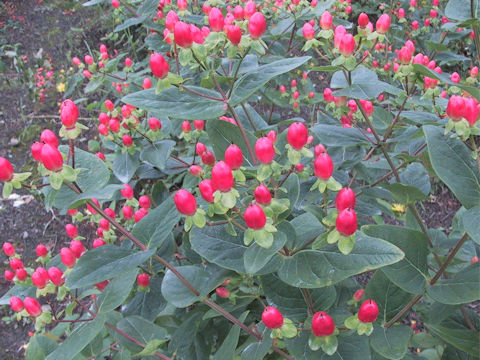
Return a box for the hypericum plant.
[1,0,480,359]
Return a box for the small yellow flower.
[56,82,66,93]
[60,69,65,73]
[392,203,406,213]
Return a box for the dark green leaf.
[97,268,137,313]
[230,56,311,106]
[384,183,428,204]
[445,0,478,21]
[277,232,404,288]
[113,152,139,183]
[427,264,480,304]
[45,314,105,360]
[140,140,175,170]
[213,312,249,360]
[161,264,230,307]
[122,87,225,120]
[290,212,325,249]
[311,124,371,146]
[124,275,166,321]
[362,225,428,294]
[370,325,413,360]
[69,184,124,207]
[114,16,147,32]
[462,206,480,245]
[0,284,36,305]
[26,335,58,360]
[244,231,286,274]
[132,195,180,249]
[425,324,480,356]
[66,246,154,289]
[424,125,480,209]
[113,315,167,354]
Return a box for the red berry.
[196,142,207,156]
[255,137,275,164]
[209,7,224,32]
[190,165,203,177]
[165,10,179,31]
[122,205,134,219]
[36,244,48,257]
[137,273,150,287]
[193,119,205,131]
[150,53,169,79]
[216,286,230,298]
[212,161,234,192]
[335,188,356,211]
[227,25,242,45]
[31,142,43,162]
[60,247,76,268]
[24,297,42,317]
[314,144,326,157]
[182,121,191,133]
[0,157,14,182]
[471,256,479,264]
[93,238,106,248]
[95,280,109,290]
[121,184,134,199]
[32,267,49,288]
[320,11,333,29]
[40,144,63,172]
[48,267,65,286]
[303,23,315,40]
[9,258,23,270]
[358,12,369,27]
[65,224,78,238]
[5,270,15,281]
[139,195,151,209]
[148,117,162,131]
[287,122,308,150]
[358,299,379,323]
[244,203,266,229]
[446,95,466,121]
[10,296,24,312]
[15,268,28,281]
[174,21,193,48]
[40,129,59,148]
[202,150,216,165]
[96,152,106,161]
[2,242,15,256]
[224,144,243,170]
[122,134,133,147]
[339,34,355,57]
[376,14,391,34]
[199,179,215,203]
[98,124,109,135]
[134,208,148,223]
[254,184,272,205]
[174,189,197,216]
[295,163,304,172]
[104,99,114,111]
[312,311,335,337]
[336,208,357,236]
[143,77,152,89]
[248,12,266,39]
[70,240,85,258]
[262,306,284,329]
[314,153,333,180]
[60,99,79,128]
[353,289,364,301]
[104,208,116,218]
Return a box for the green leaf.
[114,16,147,32]
[113,152,139,183]
[241,331,273,360]
[45,314,105,360]
[331,66,399,99]
[59,146,109,192]
[365,271,414,323]
[370,325,413,360]
[462,206,480,245]
[161,264,230,307]
[0,284,36,305]
[424,125,480,209]
[140,140,175,170]
[132,195,180,248]
[384,183,428,204]
[277,232,404,288]
[97,268,137,313]
[425,324,480,356]
[230,56,311,106]
[244,231,286,274]
[445,0,478,21]
[261,274,335,321]
[427,264,480,304]
[66,246,154,289]
[122,87,225,120]
[206,119,257,167]
[123,275,166,321]
[235,103,270,131]
[112,315,167,354]
[362,225,428,294]
[290,212,325,249]
[413,65,480,101]
[69,184,124,207]
[133,339,166,357]
[26,335,58,360]
[214,312,249,360]
[399,163,431,196]
[311,124,371,146]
